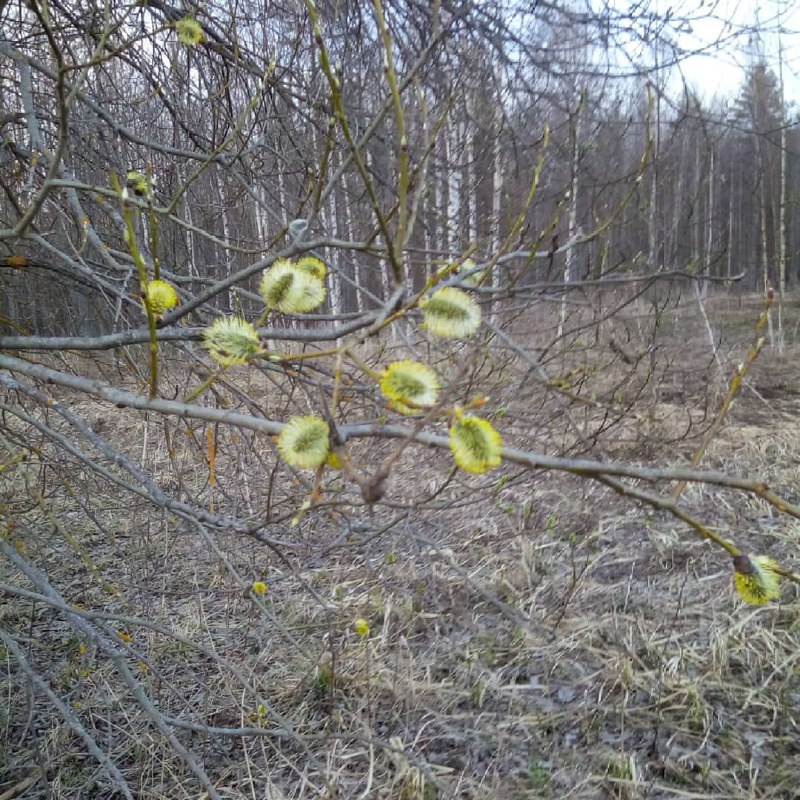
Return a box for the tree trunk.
[560,92,583,339]
[447,117,462,257]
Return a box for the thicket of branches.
[2,1,799,333]
[2,1,800,797]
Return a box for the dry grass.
[3,291,800,799]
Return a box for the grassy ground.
[2,290,800,799]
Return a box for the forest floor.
[3,290,800,799]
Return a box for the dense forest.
[2,0,798,336]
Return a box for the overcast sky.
[657,0,800,103]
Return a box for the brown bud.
[732,554,754,575]
[360,478,386,505]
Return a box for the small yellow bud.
[380,360,439,416]
[421,287,481,338]
[175,15,204,47]
[251,581,267,596]
[277,416,330,469]
[204,317,262,367]
[126,170,152,198]
[354,618,370,638]
[142,279,179,316]
[325,450,342,469]
[259,259,326,314]
[733,554,781,604]
[449,415,503,473]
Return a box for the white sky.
[661,0,800,104]
[589,0,800,107]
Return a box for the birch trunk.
[560,93,583,339]
[778,37,787,297]
[648,89,660,271]
[702,145,714,297]
[447,117,462,257]
[490,106,503,259]
[670,133,686,269]
[491,75,504,323]
[436,132,449,272]
[340,154,361,313]
[465,94,477,244]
